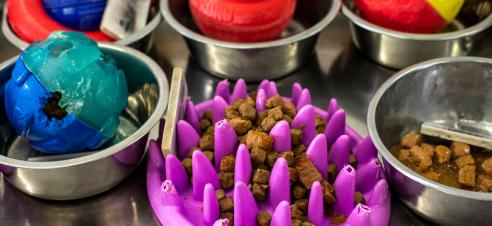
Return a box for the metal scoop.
[421,120,492,150]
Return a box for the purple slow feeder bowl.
[147,80,391,226]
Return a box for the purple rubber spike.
[327,98,338,121]
[185,98,201,134]
[148,140,165,172]
[270,120,291,153]
[356,158,383,194]
[213,96,229,123]
[204,183,220,224]
[306,134,328,179]
[291,82,302,105]
[214,119,239,169]
[344,204,371,226]
[324,109,346,147]
[161,180,186,213]
[216,80,231,103]
[256,89,267,112]
[165,154,189,192]
[177,120,200,159]
[333,165,356,216]
[271,201,291,226]
[308,181,324,226]
[331,135,351,173]
[195,100,214,116]
[235,144,252,184]
[258,80,270,93]
[230,79,247,104]
[234,182,258,226]
[269,158,290,207]
[268,81,279,97]
[367,180,391,226]
[353,137,378,165]
[214,219,230,226]
[296,88,312,110]
[291,105,316,146]
[192,151,221,200]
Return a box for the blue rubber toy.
[3,31,128,154]
[42,0,107,31]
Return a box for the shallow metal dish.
[343,0,492,69]
[1,3,162,53]
[161,0,341,81]
[367,57,492,226]
[0,43,169,200]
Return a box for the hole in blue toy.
[43,91,68,120]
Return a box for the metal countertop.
[0,4,434,225]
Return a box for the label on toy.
[100,0,151,39]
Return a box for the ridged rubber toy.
[7,0,113,43]
[189,0,297,42]
[3,31,128,154]
[354,0,464,33]
[147,80,391,226]
[42,0,107,31]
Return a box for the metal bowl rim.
[367,56,492,201]
[160,0,342,49]
[342,4,492,41]
[1,3,162,50]
[0,43,169,169]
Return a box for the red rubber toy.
[7,0,113,43]
[190,0,297,42]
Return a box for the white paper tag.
[100,0,151,40]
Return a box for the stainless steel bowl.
[0,43,169,200]
[1,3,162,53]
[161,0,341,81]
[343,0,492,69]
[367,57,492,226]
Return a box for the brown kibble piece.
[182,158,192,175]
[204,125,215,136]
[321,180,336,205]
[398,149,411,162]
[282,102,297,118]
[295,199,308,213]
[279,151,295,167]
[301,221,315,226]
[266,95,284,109]
[328,164,337,181]
[330,214,348,225]
[481,157,492,176]
[200,134,214,151]
[216,189,226,200]
[401,133,422,148]
[455,154,475,168]
[266,151,279,168]
[239,103,257,121]
[221,155,235,172]
[422,170,440,181]
[253,168,271,184]
[349,154,357,168]
[296,155,323,189]
[293,185,307,199]
[354,191,365,205]
[291,204,304,219]
[409,146,432,172]
[232,99,245,109]
[256,111,268,127]
[478,175,492,192]
[220,212,234,223]
[256,211,272,226]
[292,219,303,226]
[251,147,267,164]
[291,129,303,145]
[225,106,241,120]
[203,111,212,120]
[252,183,266,201]
[219,172,234,189]
[458,165,476,187]
[434,145,451,164]
[203,151,214,163]
[315,116,327,133]
[282,115,293,124]
[230,118,252,135]
[200,119,212,131]
[246,130,274,151]
[268,106,283,121]
[219,197,234,212]
[451,142,471,158]
[260,116,277,132]
[293,144,307,157]
[289,167,299,182]
[245,96,255,106]
[421,143,435,157]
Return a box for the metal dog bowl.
[0,43,168,200]
[367,57,492,226]
[161,0,341,81]
[343,0,492,69]
[1,3,162,53]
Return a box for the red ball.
[190,0,296,42]
[354,0,448,33]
